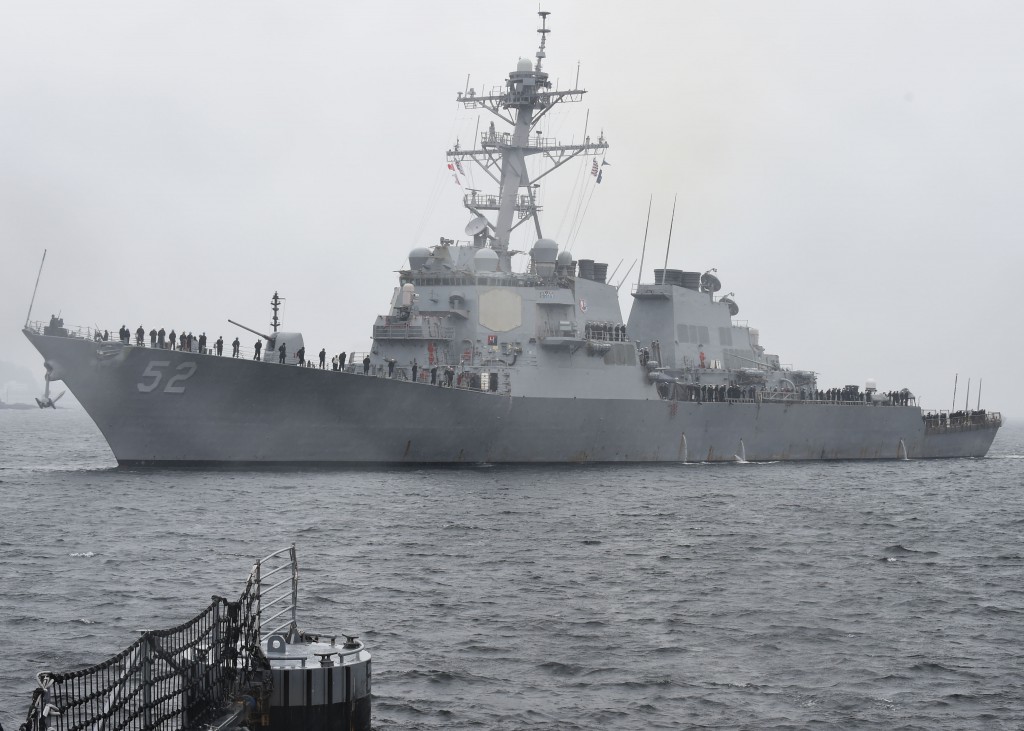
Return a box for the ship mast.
[448,11,608,271]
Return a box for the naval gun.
[228,318,305,364]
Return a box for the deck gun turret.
[228,318,305,364]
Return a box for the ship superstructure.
[22,11,1000,464]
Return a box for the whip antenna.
[26,249,47,327]
[663,193,678,269]
[637,195,652,286]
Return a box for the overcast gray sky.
[2,0,1020,418]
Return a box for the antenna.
[638,196,652,285]
[616,259,637,292]
[663,193,678,269]
[270,291,283,333]
[951,373,957,413]
[536,10,551,72]
[964,378,970,412]
[25,249,47,327]
[607,258,624,282]
[977,379,982,410]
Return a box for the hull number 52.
[137,361,197,394]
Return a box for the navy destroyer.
[22,12,1000,464]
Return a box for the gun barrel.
[228,319,272,340]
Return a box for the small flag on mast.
[591,159,599,177]
[447,163,461,187]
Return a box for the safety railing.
[253,546,298,643]
[923,411,1002,434]
[11,548,301,731]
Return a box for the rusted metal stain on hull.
[403,440,412,458]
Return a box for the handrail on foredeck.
[253,545,299,643]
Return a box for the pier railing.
[12,548,301,731]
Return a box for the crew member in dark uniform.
[254,340,262,360]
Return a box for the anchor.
[35,371,65,409]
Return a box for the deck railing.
[11,549,301,731]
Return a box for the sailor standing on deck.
[215,336,224,356]
[279,342,287,364]
[319,348,326,369]
[231,337,240,357]
[254,340,262,360]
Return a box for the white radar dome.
[556,250,573,267]
[531,238,558,263]
[517,58,533,73]
[408,247,430,270]
[531,238,558,277]
[473,248,499,273]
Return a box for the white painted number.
[137,361,170,392]
[164,362,197,393]
[136,361,197,394]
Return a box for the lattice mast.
[448,10,608,271]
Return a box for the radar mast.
[448,11,608,271]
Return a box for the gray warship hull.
[21,12,1003,462]
[25,331,998,465]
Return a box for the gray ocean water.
[0,409,1021,730]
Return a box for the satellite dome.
[408,247,430,270]
[531,238,558,263]
[474,248,499,273]
[531,238,558,277]
[556,250,572,267]
[517,58,533,73]
[720,296,739,317]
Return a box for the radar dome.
[556,250,572,267]
[517,58,533,73]
[474,248,499,273]
[531,238,558,277]
[408,247,430,270]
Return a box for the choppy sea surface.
[0,409,1021,730]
